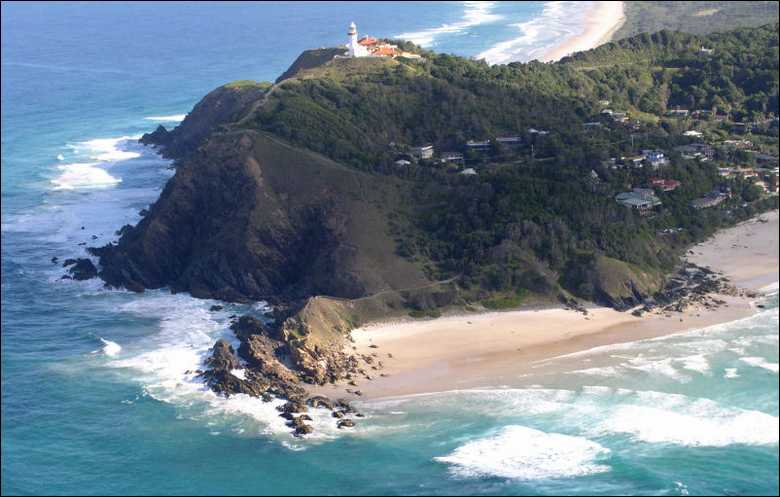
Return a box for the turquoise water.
[2,2,778,495]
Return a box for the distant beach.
[540,1,625,61]
[319,210,778,400]
[474,1,625,64]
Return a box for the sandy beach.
[540,1,625,62]
[314,210,778,400]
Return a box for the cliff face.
[140,82,268,159]
[96,128,429,302]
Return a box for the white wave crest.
[50,162,121,190]
[68,135,142,162]
[740,356,779,373]
[99,338,122,357]
[396,1,502,47]
[595,392,779,447]
[476,1,583,64]
[435,425,610,480]
[144,114,187,123]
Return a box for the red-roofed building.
[372,44,398,57]
[649,178,681,192]
[358,36,378,46]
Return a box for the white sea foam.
[677,354,711,375]
[723,368,740,379]
[396,1,502,47]
[50,162,122,190]
[624,356,691,382]
[108,293,346,445]
[740,356,779,373]
[435,425,611,480]
[597,402,779,447]
[476,1,586,64]
[68,135,142,162]
[144,114,187,123]
[99,338,122,357]
[56,154,65,161]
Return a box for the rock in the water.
[139,125,171,147]
[337,419,355,429]
[61,258,98,280]
[293,424,313,437]
[278,400,306,414]
[210,304,224,312]
[199,339,268,398]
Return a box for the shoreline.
[540,1,625,62]
[312,210,779,401]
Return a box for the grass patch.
[225,80,272,90]
[481,290,528,310]
[408,308,442,319]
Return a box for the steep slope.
[96,130,429,302]
[140,81,269,159]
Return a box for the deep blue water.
[2,2,778,495]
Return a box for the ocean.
[1,2,778,495]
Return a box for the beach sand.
[540,1,625,62]
[313,210,778,400]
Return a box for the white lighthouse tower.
[346,21,368,57]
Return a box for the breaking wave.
[435,425,611,480]
[51,162,121,190]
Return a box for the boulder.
[306,395,335,410]
[337,419,355,429]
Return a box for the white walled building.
[346,22,369,57]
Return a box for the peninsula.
[81,22,778,436]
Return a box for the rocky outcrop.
[198,339,269,397]
[279,297,359,385]
[139,125,171,148]
[197,306,366,436]
[61,258,98,280]
[562,254,664,311]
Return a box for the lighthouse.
[346,21,368,57]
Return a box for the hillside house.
[615,188,662,214]
[410,145,434,160]
[649,178,681,192]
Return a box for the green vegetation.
[409,308,442,319]
[194,24,777,308]
[224,79,273,90]
[615,1,779,40]
[481,289,529,310]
